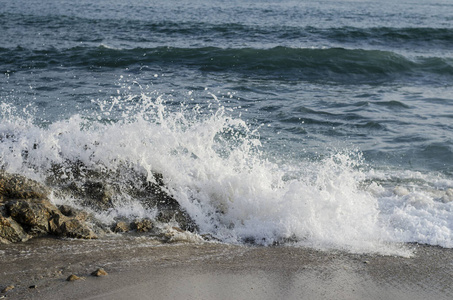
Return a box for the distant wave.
[1,46,452,84]
[4,12,453,46]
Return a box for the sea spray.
[1,93,420,256]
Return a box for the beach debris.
[1,285,14,293]
[66,274,84,281]
[91,268,108,277]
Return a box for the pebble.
[1,285,14,293]
[66,274,84,281]
[91,268,108,277]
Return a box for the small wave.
[2,46,453,84]
[6,11,453,48]
[374,100,411,109]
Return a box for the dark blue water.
[1,0,452,254]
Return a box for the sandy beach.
[1,236,452,300]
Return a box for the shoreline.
[1,236,453,299]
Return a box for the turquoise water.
[1,0,452,254]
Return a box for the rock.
[3,195,96,240]
[6,199,57,234]
[0,213,30,243]
[52,179,114,212]
[1,169,199,244]
[91,268,108,277]
[125,173,198,232]
[82,181,114,210]
[132,218,154,232]
[58,205,88,221]
[49,213,97,239]
[1,285,14,293]
[0,172,49,200]
[59,218,97,239]
[66,274,83,281]
[5,199,96,239]
[28,285,38,289]
[112,221,129,233]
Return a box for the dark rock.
[121,173,197,232]
[157,209,198,232]
[51,179,114,212]
[28,285,37,289]
[91,268,108,277]
[47,164,199,232]
[82,181,114,210]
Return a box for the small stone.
[28,285,38,289]
[91,268,108,277]
[66,274,83,281]
[133,218,154,232]
[363,261,370,264]
[1,285,14,293]
[112,221,129,233]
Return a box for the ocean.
[1,0,452,256]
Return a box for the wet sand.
[1,236,452,300]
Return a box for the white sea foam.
[1,94,452,256]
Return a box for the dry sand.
[1,236,452,300]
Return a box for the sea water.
[1,0,452,256]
